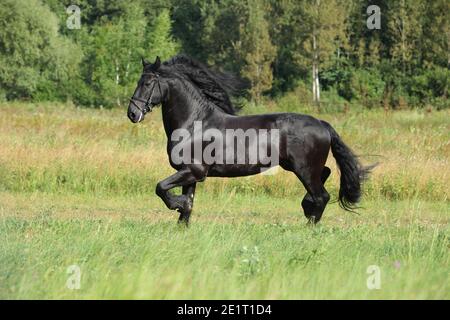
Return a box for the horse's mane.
[163,55,247,115]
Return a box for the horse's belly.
[207,163,275,177]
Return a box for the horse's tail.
[321,120,374,211]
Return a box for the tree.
[0,0,81,100]
[419,0,449,68]
[267,0,309,93]
[78,5,179,107]
[239,0,276,103]
[147,9,180,61]
[300,0,349,107]
[1,0,448,108]
[172,0,246,73]
[347,0,389,66]
[171,0,209,62]
[387,0,424,74]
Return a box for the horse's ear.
[153,56,161,70]
[141,57,150,67]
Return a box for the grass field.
[0,102,448,299]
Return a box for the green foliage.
[76,6,179,107]
[78,4,147,107]
[0,0,447,108]
[240,0,276,103]
[147,10,180,61]
[387,0,424,73]
[321,61,353,100]
[321,61,385,108]
[0,0,81,101]
[405,67,449,108]
[275,82,313,113]
[349,68,385,108]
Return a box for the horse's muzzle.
[127,107,144,123]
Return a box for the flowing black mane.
[162,55,246,115]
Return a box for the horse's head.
[128,56,168,123]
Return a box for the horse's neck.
[161,81,218,138]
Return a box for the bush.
[406,66,449,108]
[429,96,449,110]
[320,87,349,112]
[349,68,385,108]
[321,65,385,108]
[321,64,353,101]
[0,0,81,101]
[275,82,313,113]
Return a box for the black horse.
[128,55,371,225]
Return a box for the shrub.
[349,68,385,108]
[0,0,81,101]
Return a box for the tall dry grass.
[0,102,448,201]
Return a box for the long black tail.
[321,121,373,211]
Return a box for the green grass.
[1,192,448,299]
[0,102,448,299]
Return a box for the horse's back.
[224,112,330,142]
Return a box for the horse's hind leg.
[296,166,330,224]
[178,183,196,226]
[302,166,330,208]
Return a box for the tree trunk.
[312,63,316,103]
[312,31,320,107]
[115,59,121,106]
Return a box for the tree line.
[0,0,448,109]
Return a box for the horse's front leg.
[155,168,203,222]
[178,183,196,225]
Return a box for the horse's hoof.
[306,215,320,225]
[177,219,189,227]
[169,195,189,211]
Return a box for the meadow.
[0,102,448,299]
